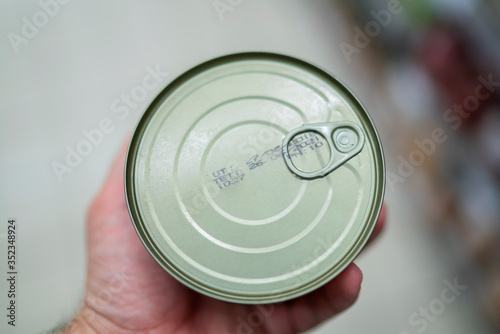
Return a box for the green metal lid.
[125,53,385,304]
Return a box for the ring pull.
[282,121,365,179]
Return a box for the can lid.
[125,53,385,304]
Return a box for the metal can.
[125,52,385,304]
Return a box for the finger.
[97,140,129,202]
[367,204,386,245]
[292,264,363,332]
[88,138,130,221]
[265,264,363,333]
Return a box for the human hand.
[62,141,386,334]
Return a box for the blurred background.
[1,0,499,333]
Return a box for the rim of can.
[125,52,385,304]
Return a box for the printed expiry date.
[211,132,325,189]
[246,131,325,170]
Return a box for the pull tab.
[282,121,365,179]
